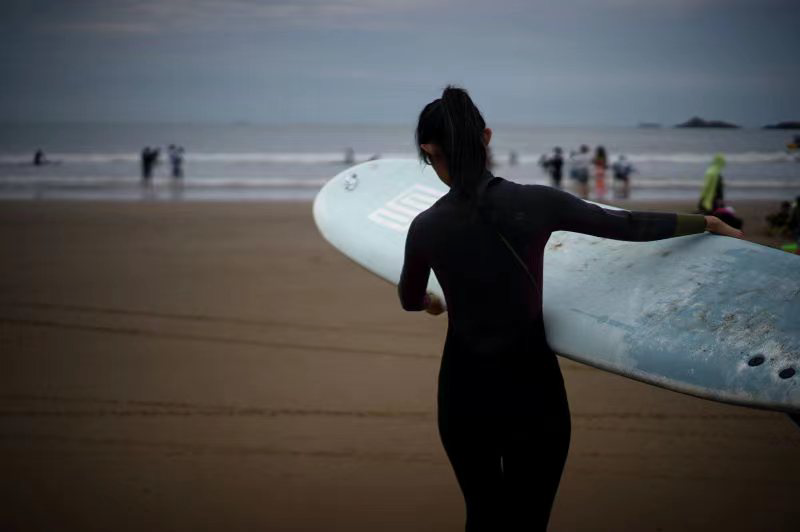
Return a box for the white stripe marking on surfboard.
[372,207,409,223]
[367,184,442,232]
[367,210,409,232]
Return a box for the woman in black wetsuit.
[398,87,742,531]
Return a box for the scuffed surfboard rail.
[313,159,800,415]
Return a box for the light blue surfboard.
[313,159,800,414]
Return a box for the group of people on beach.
[539,145,634,199]
[140,144,185,186]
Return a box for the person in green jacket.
[698,154,726,214]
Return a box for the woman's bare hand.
[424,293,447,315]
[704,215,744,239]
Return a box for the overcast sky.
[2,0,798,126]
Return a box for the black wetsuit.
[399,172,705,531]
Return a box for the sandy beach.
[1,198,798,531]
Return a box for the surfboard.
[313,159,800,414]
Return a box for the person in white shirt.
[569,145,591,198]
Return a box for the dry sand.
[0,199,798,531]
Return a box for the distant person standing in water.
[168,144,185,179]
[569,145,591,199]
[140,146,160,186]
[592,145,608,199]
[611,154,634,198]
[141,147,152,185]
[400,85,742,532]
[543,147,564,189]
[150,147,160,175]
[698,154,726,214]
[344,147,355,165]
[33,149,47,166]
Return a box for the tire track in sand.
[0,316,438,361]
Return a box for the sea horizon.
[1,122,797,201]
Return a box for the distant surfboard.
[313,159,800,414]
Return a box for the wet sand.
[0,199,798,531]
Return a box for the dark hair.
[595,145,607,159]
[416,86,487,197]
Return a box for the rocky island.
[763,121,800,130]
[675,116,740,128]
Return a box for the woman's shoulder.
[490,179,580,221]
[492,178,559,199]
[408,198,442,230]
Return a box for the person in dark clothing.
[399,86,742,532]
[542,147,563,189]
[33,149,46,166]
[789,196,800,244]
[141,147,151,184]
[766,201,792,237]
[140,146,160,186]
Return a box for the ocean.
[0,122,797,201]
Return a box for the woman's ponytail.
[416,85,488,197]
[440,86,487,195]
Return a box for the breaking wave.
[0,150,796,166]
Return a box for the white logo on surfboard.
[367,184,441,232]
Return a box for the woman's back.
[406,178,547,341]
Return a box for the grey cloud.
[1,0,798,124]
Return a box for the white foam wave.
[1,150,795,166]
[0,176,327,188]
[628,178,799,189]
[0,152,414,165]
[625,152,796,164]
[0,175,797,190]
[519,151,797,165]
